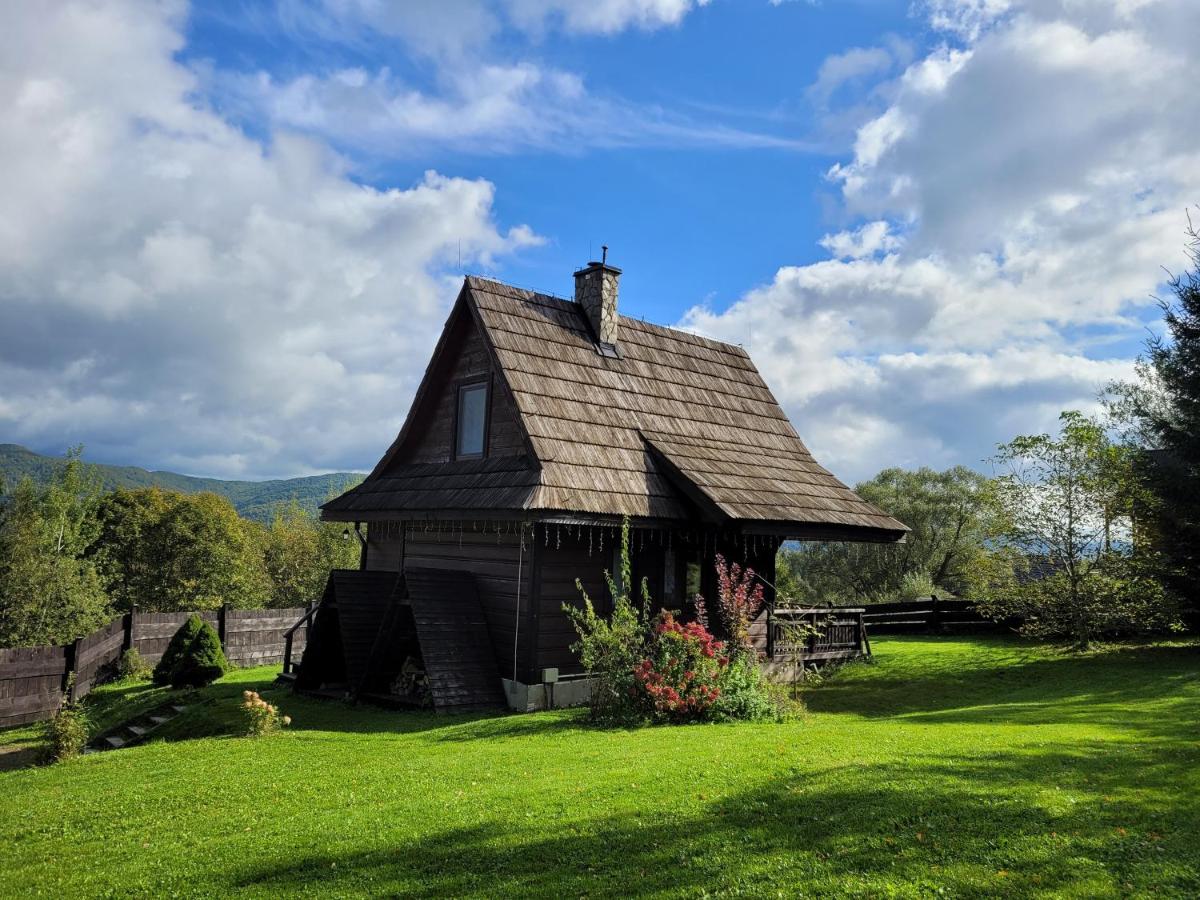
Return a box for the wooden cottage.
[303,259,907,711]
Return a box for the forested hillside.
[0,444,362,522]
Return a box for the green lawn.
[1,636,1197,898]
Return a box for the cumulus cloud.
[681,0,1199,481]
[0,0,540,478]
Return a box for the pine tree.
[1138,216,1200,593]
[169,618,227,688]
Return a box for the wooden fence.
[859,599,1004,634]
[0,605,311,728]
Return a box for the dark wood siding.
[395,318,524,467]
[367,525,532,683]
[534,526,675,675]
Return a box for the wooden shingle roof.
[325,276,906,539]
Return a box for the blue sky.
[1,0,1196,483]
[186,0,923,318]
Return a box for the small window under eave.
[455,381,488,459]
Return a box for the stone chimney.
[573,246,621,351]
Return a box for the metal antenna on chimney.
[601,245,608,265]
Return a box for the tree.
[91,487,176,612]
[257,500,358,608]
[1116,215,1200,596]
[157,493,270,610]
[972,411,1176,648]
[91,489,269,612]
[0,450,110,647]
[777,466,995,603]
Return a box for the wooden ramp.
[295,570,400,694]
[404,567,506,713]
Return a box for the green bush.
[152,614,227,688]
[710,656,788,723]
[115,648,150,681]
[47,681,90,762]
[897,570,938,602]
[565,523,648,724]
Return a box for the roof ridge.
[465,275,750,358]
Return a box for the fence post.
[928,597,942,633]
[218,604,227,647]
[63,636,83,703]
[123,607,134,653]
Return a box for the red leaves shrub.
[632,612,729,722]
[713,554,766,659]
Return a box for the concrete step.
[149,715,170,725]
[127,725,149,737]
[104,736,126,749]
[170,705,187,714]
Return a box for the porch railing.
[281,602,319,678]
[767,607,869,663]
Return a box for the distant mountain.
[0,444,364,522]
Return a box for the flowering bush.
[632,612,729,722]
[566,519,789,724]
[241,690,291,737]
[713,554,766,659]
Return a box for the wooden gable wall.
[391,314,525,468]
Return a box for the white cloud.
[505,0,710,35]
[0,0,540,478]
[277,0,709,58]
[806,45,895,109]
[681,0,1200,482]
[818,221,901,260]
[228,59,806,156]
[218,0,797,157]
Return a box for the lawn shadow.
[227,736,1200,898]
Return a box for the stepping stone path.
[83,703,188,755]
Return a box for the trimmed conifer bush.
[152,614,203,686]
[152,614,227,688]
[171,619,227,688]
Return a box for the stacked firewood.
[391,656,430,705]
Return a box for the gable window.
[455,381,488,459]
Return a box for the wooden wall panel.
[224,608,309,667]
[399,319,524,466]
[534,528,672,675]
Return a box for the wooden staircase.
[83,702,188,754]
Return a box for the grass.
[1,636,1197,898]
